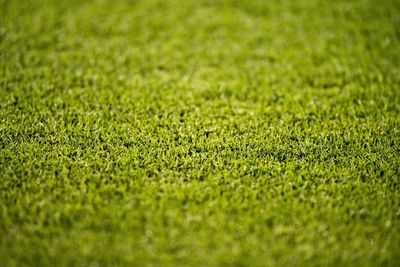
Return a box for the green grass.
[1,0,400,266]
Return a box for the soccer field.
[1,0,399,266]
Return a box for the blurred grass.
[1,0,400,266]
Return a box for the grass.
[1,0,400,266]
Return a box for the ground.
[1,0,400,266]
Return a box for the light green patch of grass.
[1,0,400,266]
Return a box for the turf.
[1,0,400,266]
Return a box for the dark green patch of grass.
[1,0,400,266]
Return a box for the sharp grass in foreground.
[1,0,400,266]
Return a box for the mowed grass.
[1,0,400,266]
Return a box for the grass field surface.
[1,0,400,266]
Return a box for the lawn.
[1,0,400,266]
